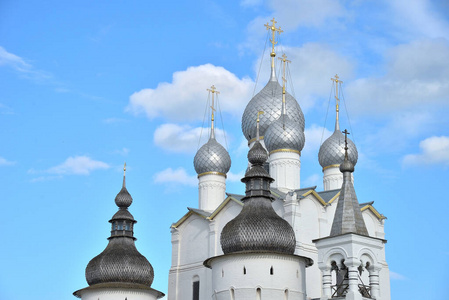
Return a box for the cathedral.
[74,19,391,300]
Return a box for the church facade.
[74,19,390,300]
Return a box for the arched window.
[284,289,289,300]
[256,288,261,300]
[192,277,200,300]
[270,266,274,275]
[243,266,246,275]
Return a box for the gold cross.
[331,74,343,112]
[264,18,283,56]
[279,53,291,92]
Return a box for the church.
[74,19,391,300]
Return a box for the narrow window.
[270,266,274,275]
[256,288,261,300]
[284,289,289,300]
[296,270,299,278]
[230,288,235,300]
[222,269,224,277]
[243,266,246,275]
[192,280,200,300]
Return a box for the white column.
[198,174,226,211]
[345,259,362,300]
[369,265,382,299]
[269,151,301,192]
[322,267,332,299]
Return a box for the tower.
[74,165,164,300]
[205,115,312,300]
[193,85,231,211]
[265,54,305,191]
[314,131,389,300]
[318,75,358,191]
[241,18,305,159]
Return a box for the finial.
[342,129,350,160]
[207,85,220,139]
[264,18,283,79]
[123,162,127,188]
[331,74,343,131]
[256,111,264,141]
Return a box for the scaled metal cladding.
[318,129,358,168]
[85,175,155,287]
[194,137,231,175]
[264,114,305,153]
[221,140,296,255]
[242,79,305,141]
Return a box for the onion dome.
[193,137,231,176]
[318,126,358,169]
[242,78,305,142]
[330,131,368,237]
[85,167,154,287]
[265,112,305,153]
[221,119,296,254]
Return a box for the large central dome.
[242,77,305,141]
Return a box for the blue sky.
[1,0,448,299]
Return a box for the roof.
[171,187,386,230]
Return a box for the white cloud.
[403,136,449,166]
[0,46,31,72]
[46,156,110,175]
[127,64,254,121]
[113,148,130,156]
[254,44,354,111]
[302,173,321,187]
[240,0,263,7]
[0,157,16,166]
[346,39,449,115]
[154,123,229,154]
[389,270,407,280]
[267,0,346,30]
[0,46,51,80]
[303,124,333,156]
[153,167,197,186]
[390,0,449,39]
[227,171,245,182]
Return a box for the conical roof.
[329,135,368,237]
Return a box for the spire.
[265,18,283,81]
[331,74,342,131]
[207,85,219,139]
[329,129,368,237]
[122,162,126,188]
[279,53,291,129]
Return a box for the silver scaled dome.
[242,77,305,141]
[194,137,231,176]
[85,173,154,287]
[318,128,358,168]
[220,139,296,255]
[264,114,305,153]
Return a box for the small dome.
[318,129,358,168]
[85,238,154,286]
[264,115,305,153]
[242,80,305,141]
[194,137,231,175]
[115,186,132,208]
[248,140,268,165]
